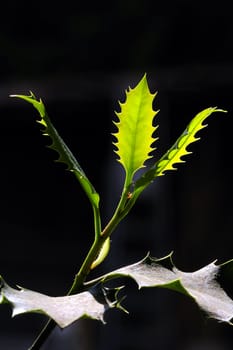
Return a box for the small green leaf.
[0,276,123,328]
[91,237,111,270]
[100,254,233,324]
[10,92,99,207]
[113,74,159,184]
[135,107,226,193]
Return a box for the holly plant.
[0,74,232,350]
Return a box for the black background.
[0,3,233,350]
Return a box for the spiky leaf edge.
[10,92,99,207]
[0,276,125,328]
[87,253,233,325]
[112,74,159,185]
[1,254,233,327]
[133,107,226,196]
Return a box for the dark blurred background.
[0,3,233,350]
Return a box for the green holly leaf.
[134,107,226,194]
[113,74,159,184]
[10,92,99,207]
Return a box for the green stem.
[93,202,102,239]
[101,173,132,235]
[68,236,105,294]
[28,319,56,350]
[28,175,134,349]
[69,185,130,294]
[28,204,102,349]
[28,234,104,350]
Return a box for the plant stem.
[28,178,133,349]
[28,237,109,349]
[93,201,102,239]
[68,235,105,294]
[28,319,56,350]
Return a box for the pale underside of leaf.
[103,254,233,324]
[0,278,122,328]
[1,255,232,328]
[173,264,233,322]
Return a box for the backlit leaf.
[134,107,226,194]
[113,74,159,183]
